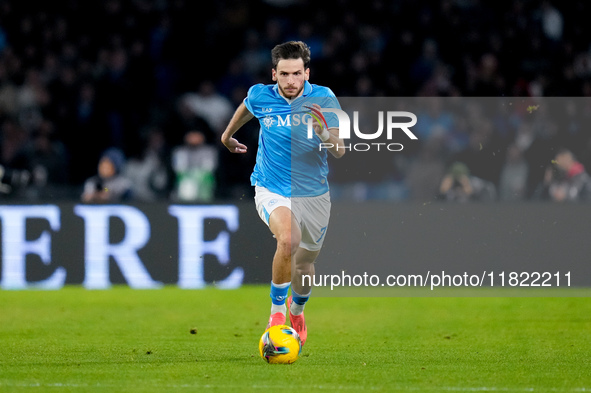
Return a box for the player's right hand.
[304,104,328,136]
[222,137,248,154]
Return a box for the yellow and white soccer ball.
[259,325,301,364]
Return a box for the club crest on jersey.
[262,115,275,129]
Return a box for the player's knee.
[276,231,300,257]
[290,231,301,255]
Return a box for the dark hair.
[271,41,311,69]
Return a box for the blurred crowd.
[0,0,590,203]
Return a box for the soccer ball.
[259,325,301,364]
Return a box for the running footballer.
[221,41,345,346]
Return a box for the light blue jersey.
[244,81,340,197]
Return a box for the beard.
[278,82,304,99]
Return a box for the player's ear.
[272,68,277,81]
[304,68,310,80]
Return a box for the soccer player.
[221,41,345,346]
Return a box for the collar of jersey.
[273,81,312,103]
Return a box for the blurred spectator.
[124,126,174,202]
[414,98,454,141]
[9,120,68,199]
[438,161,497,202]
[180,80,234,135]
[168,97,216,147]
[523,119,562,198]
[0,164,30,197]
[498,144,529,201]
[262,0,299,7]
[47,64,78,134]
[62,81,110,185]
[577,136,591,177]
[0,60,19,117]
[537,0,563,42]
[418,62,460,97]
[287,22,324,59]
[218,58,254,99]
[0,120,32,198]
[171,129,218,202]
[0,118,28,165]
[410,38,440,93]
[240,30,270,77]
[450,123,505,186]
[97,47,132,151]
[534,148,591,202]
[81,147,132,203]
[16,67,49,132]
[469,53,506,96]
[405,135,446,201]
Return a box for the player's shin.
[291,260,314,315]
[289,267,310,345]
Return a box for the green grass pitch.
[1,286,590,392]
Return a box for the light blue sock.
[290,289,310,316]
[270,281,290,315]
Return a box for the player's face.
[272,58,309,99]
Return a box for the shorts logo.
[269,199,278,207]
[262,115,275,129]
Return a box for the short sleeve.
[243,84,263,116]
[322,89,341,129]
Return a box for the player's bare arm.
[323,128,345,159]
[221,102,254,154]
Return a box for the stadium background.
[0,3,589,390]
[0,0,590,202]
[0,0,590,288]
